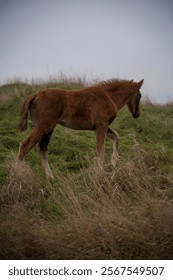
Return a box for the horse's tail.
[18,93,37,132]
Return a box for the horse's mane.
[82,79,134,93]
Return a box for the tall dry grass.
[0,144,173,260]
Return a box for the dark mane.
[82,78,133,93]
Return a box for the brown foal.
[18,78,144,178]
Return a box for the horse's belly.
[58,118,94,130]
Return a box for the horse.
[18,78,144,178]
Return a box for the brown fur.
[18,78,144,177]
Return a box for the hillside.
[0,79,173,259]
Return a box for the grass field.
[0,77,173,259]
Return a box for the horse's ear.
[130,79,133,82]
[138,79,144,88]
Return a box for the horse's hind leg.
[18,128,44,160]
[107,127,119,166]
[38,131,54,178]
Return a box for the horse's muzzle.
[134,111,140,118]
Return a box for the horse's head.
[127,79,144,118]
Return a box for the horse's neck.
[109,89,131,111]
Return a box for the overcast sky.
[0,0,173,103]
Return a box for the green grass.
[1,81,173,179]
[0,78,173,259]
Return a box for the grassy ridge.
[0,79,173,259]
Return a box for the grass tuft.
[0,146,173,259]
[1,155,43,208]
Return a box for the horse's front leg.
[107,127,119,166]
[95,123,108,167]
